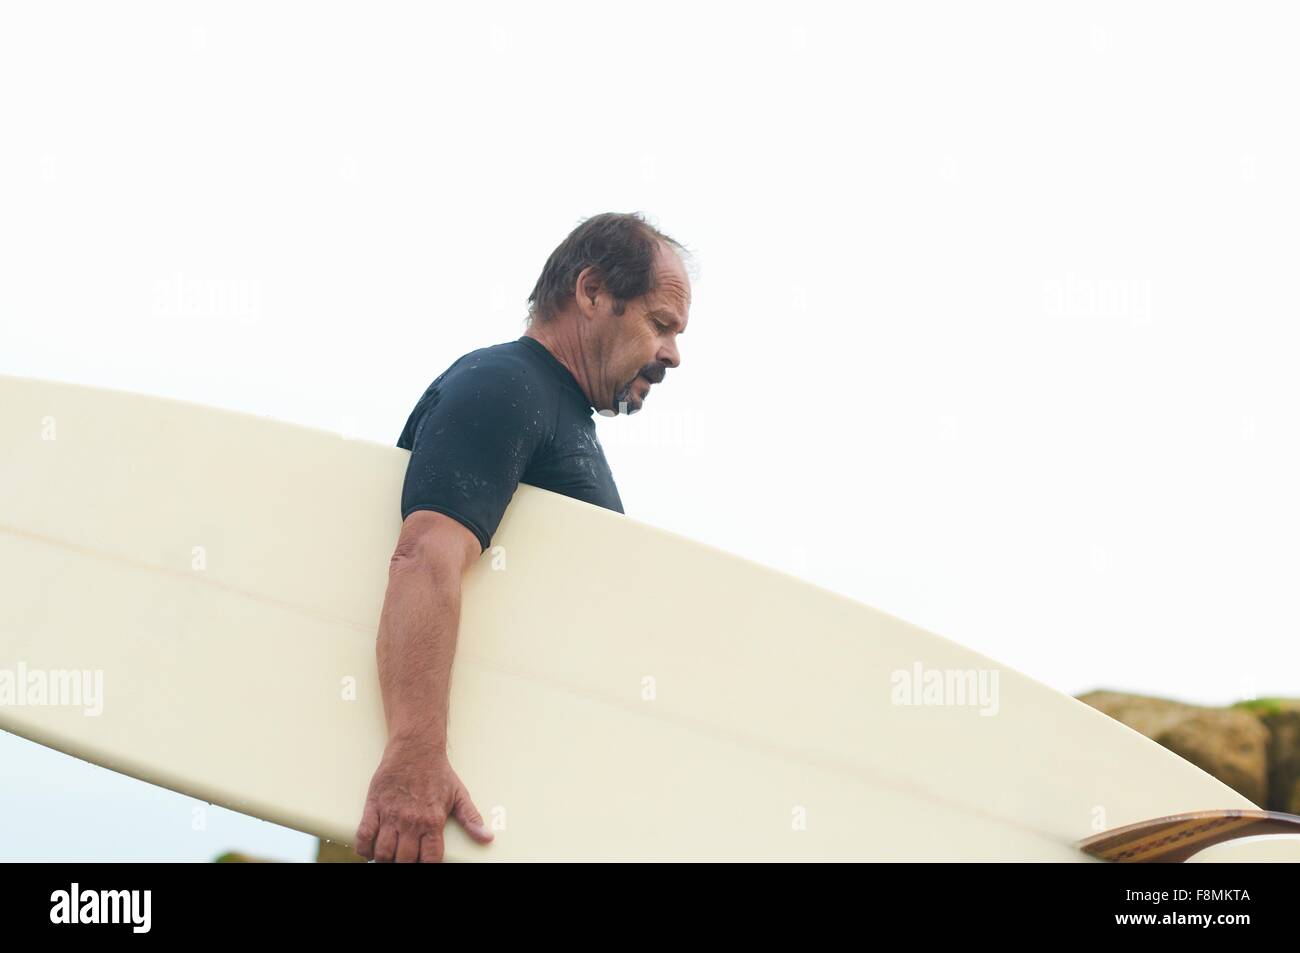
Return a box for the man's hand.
[353,735,494,863]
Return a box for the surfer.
[353,212,692,862]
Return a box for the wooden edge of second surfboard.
[1078,809,1300,862]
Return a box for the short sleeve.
[398,359,549,553]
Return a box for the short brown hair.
[526,212,691,324]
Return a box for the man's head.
[526,212,692,415]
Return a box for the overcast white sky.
[2,2,1297,861]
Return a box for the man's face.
[596,242,690,415]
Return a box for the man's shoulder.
[438,339,541,386]
[397,340,548,450]
[405,341,538,406]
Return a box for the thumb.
[452,789,494,844]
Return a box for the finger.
[418,829,445,863]
[353,805,381,859]
[372,822,398,863]
[452,791,494,843]
[394,827,421,864]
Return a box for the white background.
[2,1,1297,861]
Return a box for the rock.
[211,841,367,863]
[316,839,369,863]
[212,851,279,863]
[1077,690,1270,807]
[1235,699,1300,814]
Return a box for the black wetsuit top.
[396,335,624,552]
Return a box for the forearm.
[375,558,463,748]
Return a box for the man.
[353,212,692,863]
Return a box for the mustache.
[638,363,667,385]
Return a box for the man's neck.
[523,323,601,409]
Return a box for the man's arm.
[362,353,546,862]
[377,510,479,746]
[353,509,494,863]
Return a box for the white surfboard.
[0,374,1284,861]
[1186,836,1300,862]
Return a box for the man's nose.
[659,340,681,370]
